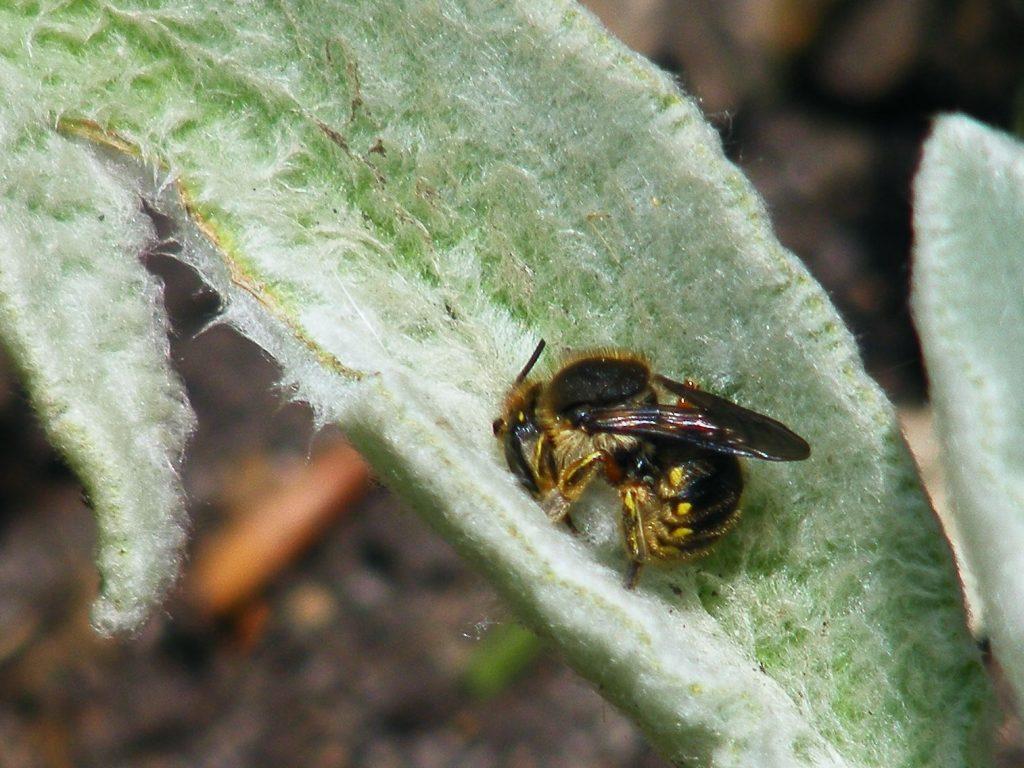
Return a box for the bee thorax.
[550,427,637,471]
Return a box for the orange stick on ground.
[187,442,372,621]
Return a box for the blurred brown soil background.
[1,2,1023,766]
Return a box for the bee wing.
[574,385,810,462]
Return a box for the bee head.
[492,338,545,440]
[493,385,543,495]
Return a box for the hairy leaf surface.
[0,3,992,765]
[913,114,1024,716]
[0,71,194,633]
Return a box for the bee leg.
[542,499,583,535]
[625,560,643,590]
[559,451,609,498]
[542,492,572,524]
[542,450,609,526]
[620,484,652,589]
[653,373,702,408]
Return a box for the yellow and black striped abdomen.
[644,453,743,560]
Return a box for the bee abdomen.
[654,493,741,552]
[649,455,743,555]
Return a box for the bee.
[492,340,810,587]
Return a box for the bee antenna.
[515,339,546,383]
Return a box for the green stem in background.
[463,623,544,701]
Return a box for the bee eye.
[492,417,506,436]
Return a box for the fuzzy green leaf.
[0,2,993,765]
[912,114,1024,715]
[0,71,194,634]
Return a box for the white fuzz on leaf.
[0,3,995,766]
[913,113,1024,716]
[0,71,195,634]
